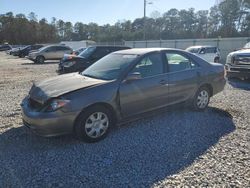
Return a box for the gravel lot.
[0,52,249,187]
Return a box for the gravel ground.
[0,52,249,187]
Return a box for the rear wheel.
[74,105,114,142]
[35,56,45,64]
[192,86,210,111]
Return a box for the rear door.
[203,47,216,62]
[119,52,169,117]
[56,46,70,59]
[44,46,57,59]
[164,51,200,105]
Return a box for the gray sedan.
[21,48,226,142]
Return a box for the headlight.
[232,56,239,64]
[226,55,233,64]
[45,99,70,112]
[64,61,76,67]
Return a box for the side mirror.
[125,72,142,82]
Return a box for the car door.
[119,52,168,118]
[55,46,66,59]
[44,46,57,59]
[164,51,200,105]
[203,47,215,62]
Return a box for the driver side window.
[131,53,164,78]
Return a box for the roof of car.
[114,48,178,55]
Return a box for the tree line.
[0,0,249,45]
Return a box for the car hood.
[229,48,250,56]
[29,73,107,104]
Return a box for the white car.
[186,46,221,63]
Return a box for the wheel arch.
[74,102,118,128]
[199,83,213,96]
[36,55,45,61]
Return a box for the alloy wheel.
[84,112,109,138]
[197,90,209,109]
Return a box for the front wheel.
[35,56,45,64]
[74,105,114,142]
[192,87,210,111]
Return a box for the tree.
[28,12,38,22]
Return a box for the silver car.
[28,45,72,63]
[21,48,226,142]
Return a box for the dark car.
[21,48,226,142]
[58,46,131,74]
[0,44,12,51]
[18,44,44,58]
[225,42,250,80]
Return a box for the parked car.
[18,44,44,58]
[21,48,226,142]
[186,46,221,63]
[28,45,72,63]
[58,46,131,74]
[225,42,250,80]
[0,44,12,51]
[10,47,22,56]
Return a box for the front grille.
[230,68,250,73]
[236,57,250,66]
[29,98,43,110]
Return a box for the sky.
[1,0,216,25]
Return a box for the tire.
[74,105,115,143]
[35,56,45,64]
[214,57,220,63]
[19,53,25,58]
[192,86,210,111]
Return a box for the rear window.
[56,46,70,51]
[186,47,200,53]
[205,47,217,53]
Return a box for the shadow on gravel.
[227,78,250,90]
[21,61,59,65]
[0,107,235,187]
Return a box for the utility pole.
[143,0,146,40]
[143,0,153,40]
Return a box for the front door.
[119,52,168,118]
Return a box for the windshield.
[243,42,250,49]
[79,47,96,58]
[82,53,138,80]
[186,47,200,53]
